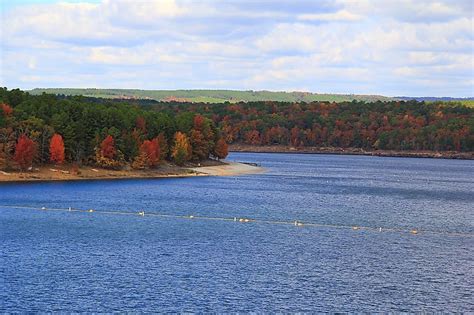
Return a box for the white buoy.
[41,207,46,210]
[88,209,94,213]
[234,217,237,222]
[68,207,72,211]
[379,227,382,232]
[189,215,194,219]
[138,211,145,216]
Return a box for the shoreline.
[0,162,264,183]
[229,145,474,160]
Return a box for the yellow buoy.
[138,211,145,216]
[352,226,360,230]
[88,209,94,213]
[411,229,418,235]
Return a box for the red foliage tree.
[136,116,147,134]
[290,126,301,147]
[140,138,160,167]
[1,103,13,116]
[100,135,116,159]
[49,133,65,164]
[190,129,207,160]
[213,137,228,159]
[244,130,261,145]
[14,134,37,170]
[193,115,205,131]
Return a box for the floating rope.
[0,204,472,237]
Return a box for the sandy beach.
[188,162,264,176]
[0,162,264,183]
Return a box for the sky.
[0,0,473,97]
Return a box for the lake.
[1,153,473,312]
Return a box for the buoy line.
[0,204,473,237]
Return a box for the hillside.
[29,88,393,103]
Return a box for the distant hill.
[396,96,474,102]
[29,88,393,103]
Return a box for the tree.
[156,132,169,160]
[172,132,191,166]
[95,135,124,169]
[190,129,207,160]
[135,116,147,134]
[0,103,13,127]
[100,135,116,159]
[0,103,13,116]
[49,133,65,164]
[133,138,160,168]
[213,137,228,159]
[14,134,37,170]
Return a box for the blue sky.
[0,0,472,96]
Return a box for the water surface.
[1,153,473,312]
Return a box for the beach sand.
[0,162,264,183]
[189,162,264,176]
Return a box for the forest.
[0,88,228,171]
[148,99,473,152]
[1,88,473,172]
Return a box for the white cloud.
[297,10,362,22]
[0,0,472,96]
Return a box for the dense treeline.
[148,100,474,152]
[0,88,228,170]
[1,88,472,172]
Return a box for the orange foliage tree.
[213,137,228,160]
[100,135,116,159]
[14,134,37,170]
[133,138,160,169]
[95,135,124,169]
[49,133,65,164]
[172,132,191,166]
[1,103,13,116]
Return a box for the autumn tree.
[49,133,65,164]
[213,137,228,160]
[95,135,124,169]
[14,134,37,170]
[1,103,13,116]
[133,138,160,169]
[190,114,215,160]
[190,129,207,160]
[100,135,116,159]
[172,132,191,166]
[136,116,147,134]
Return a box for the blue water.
[1,153,473,312]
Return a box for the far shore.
[0,161,264,183]
[229,144,474,160]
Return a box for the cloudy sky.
[0,0,472,96]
